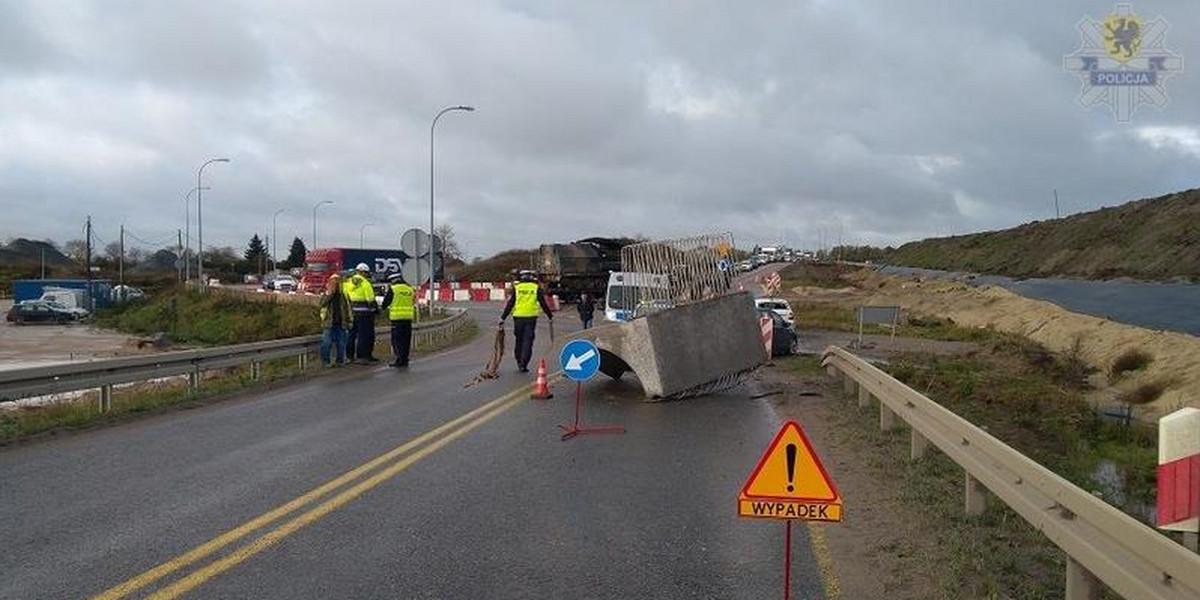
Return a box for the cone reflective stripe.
[531,357,553,399]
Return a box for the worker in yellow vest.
[341,271,360,361]
[498,270,554,373]
[381,272,416,368]
[346,263,379,364]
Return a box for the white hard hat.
[355,263,370,272]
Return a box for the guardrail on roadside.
[821,346,1200,600]
[0,309,471,412]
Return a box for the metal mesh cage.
[617,233,736,318]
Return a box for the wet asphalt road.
[0,303,827,599]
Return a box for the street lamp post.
[359,222,375,249]
[183,186,209,282]
[430,104,474,315]
[312,200,334,249]
[196,157,231,286]
[272,208,287,273]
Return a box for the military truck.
[536,237,635,302]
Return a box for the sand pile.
[856,272,1198,421]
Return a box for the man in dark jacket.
[319,274,352,367]
[577,293,596,329]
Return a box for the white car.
[755,297,794,326]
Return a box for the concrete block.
[581,293,765,399]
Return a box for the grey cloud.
[2,0,1199,259]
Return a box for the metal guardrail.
[0,309,471,410]
[821,346,1200,600]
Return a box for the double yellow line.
[91,384,530,600]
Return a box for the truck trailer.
[536,237,634,302]
[300,248,439,292]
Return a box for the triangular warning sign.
[737,421,842,522]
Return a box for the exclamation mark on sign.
[785,443,797,492]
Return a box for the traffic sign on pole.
[559,339,600,382]
[738,420,842,522]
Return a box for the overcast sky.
[2,0,1198,258]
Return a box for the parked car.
[755,297,795,326]
[111,285,144,302]
[262,273,297,292]
[757,307,800,356]
[5,300,80,324]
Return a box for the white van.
[604,272,670,322]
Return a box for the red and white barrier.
[760,315,773,359]
[1158,407,1200,533]
[413,281,514,302]
[1161,408,1200,540]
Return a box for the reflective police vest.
[388,283,415,321]
[348,274,375,312]
[512,281,541,317]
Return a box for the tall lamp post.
[359,222,375,249]
[430,104,474,315]
[196,157,231,286]
[271,208,287,272]
[312,200,334,249]
[183,186,209,282]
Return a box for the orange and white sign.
[738,421,842,522]
[760,315,773,359]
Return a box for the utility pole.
[178,229,183,281]
[1054,189,1061,219]
[85,216,93,312]
[119,224,125,294]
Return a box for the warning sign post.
[737,420,841,600]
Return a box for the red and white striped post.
[1158,407,1200,552]
[760,315,774,361]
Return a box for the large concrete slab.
[575,292,765,399]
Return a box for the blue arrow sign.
[559,339,600,382]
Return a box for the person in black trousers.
[498,270,554,372]
[577,293,596,329]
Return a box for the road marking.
[90,383,531,600]
[144,392,524,600]
[806,523,841,599]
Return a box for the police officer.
[499,270,554,373]
[341,269,360,361]
[347,263,379,364]
[380,272,415,368]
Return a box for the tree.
[244,234,267,275]
[434,223,463,262]
[62,239,87,265]
[283,237,307,269]
[104,241,122,262]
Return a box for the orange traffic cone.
[531,358,553,400]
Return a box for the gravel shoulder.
[0,299,155,371]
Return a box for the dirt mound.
[860,272,1198,420]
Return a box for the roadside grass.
[1109,348,1153,380]
[777,262,858,289]
[95,287,319,345]
[793,300,1004,344]
[775,354,826,378]
[0,322,480,445]
[886,343,1158,520]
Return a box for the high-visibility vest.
[512,281,541,317]
[348,274,375,311]
[388,283,415,321]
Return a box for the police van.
[604,272,670,322]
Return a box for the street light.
[312,200,334,249]
[196,157,231,286]
[359,222,375,249]
[430,104,474,315]
[183,186,209,282]
[271,208,287,273]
